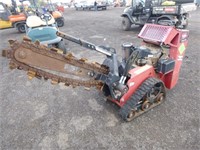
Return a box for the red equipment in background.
[57,6,64,12]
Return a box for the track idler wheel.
[141,100,151,111]
[155,93,165,103]
[127,109,136,122]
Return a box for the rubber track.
[119,77,163,121]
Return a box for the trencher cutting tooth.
[9,62,18,70]
[79,58,88,62]
[2,50,8,57]
[27,70,36,80]
[23,36,32,42]
[51,78,59,85]
[8,39,16,46]
[34,40,40,46]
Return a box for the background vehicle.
[195,0,200,6]
[41,0,65,27]
[96,1,107,10]
[2,24,189,121]
[114,0,126,7]
[74,0,107,10]
[49,10,64,27]
[26,13,67,54]
[0,1,27,32]
[28,0,65,27]
[121,0,197,30]
[0,0,65,32]
[74,0,88,10]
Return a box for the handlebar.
[56,31,113,56]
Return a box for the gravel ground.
[0,7,200,150]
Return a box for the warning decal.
[178,43,185,55]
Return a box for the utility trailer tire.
[122,17,131,31]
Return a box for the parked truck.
[121,0,197,30]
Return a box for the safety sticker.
[178,43,185,55]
